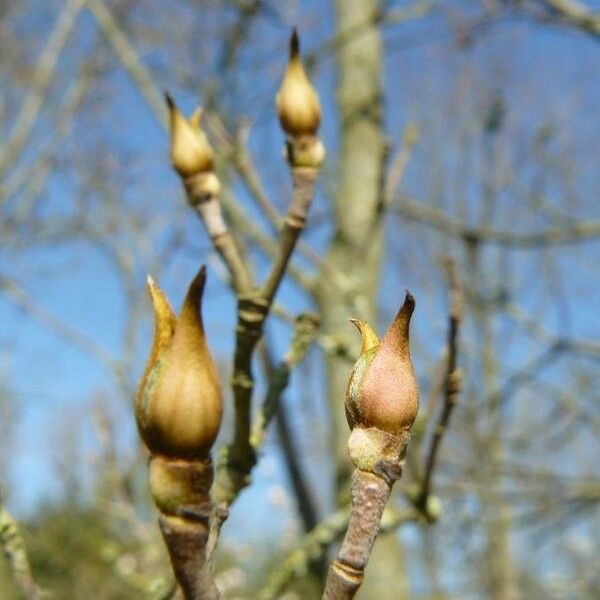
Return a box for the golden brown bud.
[345,292,419,435]
[136,266,223,459]
[276,29,321,137]
[165,93,215,177]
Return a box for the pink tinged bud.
[136,266,223,459]
[345,292,419,435]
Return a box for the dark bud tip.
[290,27,299,58]
[164,91,175,109]
[190,264,207,294]
[184,265,207,315]
[400,290,415,319]
[382,290,415,354]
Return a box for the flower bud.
[345,292,419,435]
[165,93,215,177]
[136,266,223,459]
[276,29,321,137]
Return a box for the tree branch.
[415,258,464,517]
[256,506,417,600]
[396,196,600,246]
[540,0,600,38]
[0,494,40,600]
[87,0,166,126]
[0,275,120,375]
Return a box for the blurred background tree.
[1,0,599,598]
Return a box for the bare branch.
[251,314,320,450]
[0,0,86,174]
[396,195,600,247]
[0,275,120,375]
[0,495,40,600]
[540,0,600,38]
[87,0,166,127]
[257,507,416,600]
[415,258,464,516]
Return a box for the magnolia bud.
[345,292,419,435]
[165,93,215,178]
[276,29,321,137]
[136,266,223,459]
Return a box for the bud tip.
[190,264,207,294]
[402,290,415,316]
[290,27,299,58]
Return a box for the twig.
[258,323,323,574]
[305,1,434,67]
[87,0,167,127]
[250,314,320,450]
[541,0,600,38]
[256,506,417,600]
[261,166,319,304]
[90,0,307,293]
[210,145,322,552]
[396,195,600,246]
[0,0,86,174]
[322,431,411,599]
[0,496,40,600]
[206,314,320,565]
[191,192,253,295]
[210,19,327,539]
[164,93,253,295]
[382,123,419,211]
[154,459,219,600]
[210,116,352,294]
[0,274,120,374]
[415,258,464,516]
[1,61,93,205]
[220,189,313,292]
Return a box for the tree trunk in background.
[314,2,408,597]
[315,0,386,490]
[467,241,517,600]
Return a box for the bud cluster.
[138,29,329,599]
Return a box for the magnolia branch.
[257,506,417,600]
[210,144,322,544]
